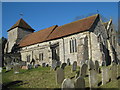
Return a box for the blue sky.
[2,2,118,38]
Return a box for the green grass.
[2,65,120,88]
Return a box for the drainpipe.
[62,38,65,63]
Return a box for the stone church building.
[4,14,119,66]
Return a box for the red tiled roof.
[8,18,35,32]
[47,14,99,41]
[19,25,58,47]
[19,14,99,47]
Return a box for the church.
[4,14,119,67]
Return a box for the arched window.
[69,38,77,53]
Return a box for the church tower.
[6,18,35,53]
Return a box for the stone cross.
[75,77,85,89]
[61,78,74,90]
[56,68,64,84]
[80,63,88,77]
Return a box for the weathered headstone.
[42,63,46,67]
[80,64,88,77]
[75,77,85,89]
[88,60,95,70]
[102,67,110,85]
[13,64,20,74]
[61,63,67,69]
[111,64,117,81]
[56,61,61,67]
[72,61,77,72]
[95,60,99,73]
[34,64,39,68]
[89,69,98,88]
[46,64,49,67]
[61,78,74,90]
[51,60,57,70]
[56,68,64,84]
[117,64,120,78]
[28,64,32,69]
[67,59,71,66]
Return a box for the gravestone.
[67,59,71,66]
[42,63,46,67]
[13,63,20,74]
[51,60,57,70]
[46,64,49,67]
[102,67,110,85]
[75,77,85,89]
[34,64,39,68]
[111,64,117,81]
[88,60,95,70]
[89,69,98,88]
[61,63,67,69]
[28,64,32,69]
[117,64,120,78]
[61,78,74,90]
[56,68,64,84]
[72,61,77,72]
[95,60,99,73]
[56,61,61,67]
[80,64,88,77]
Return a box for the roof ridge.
[59,14,99,27]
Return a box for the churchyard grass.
[2,65,119,88]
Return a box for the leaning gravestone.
[61,63,67,69]
[13,63,20,74]
[72,61,77,72]
[95,60,99,73]
[88,60,95,70]
[89,69,98,88]
[111,64,117,81]
[102,67,110,85]
[56,68,64,84]
[75,77,85,89]
[80,64,88,77]
[61,78,74,90]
